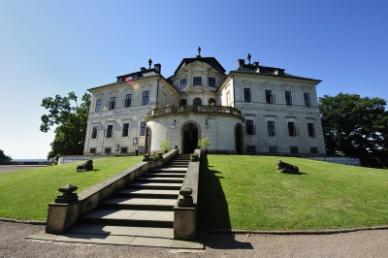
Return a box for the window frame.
[91,125,98,139]
[179,78,187,89]
[265,89,274,104]
[288,121,297,137]
[122,123,129,137]
[285,91,293,106]
[124,94,132,108]
[304,92,311,107]
[139,122,146,136]
[142,91,149,105]
[108,97,116,110]
[106,124,113,138]
[307,122,316,137]
[208,77,216,88]
[193,76,202,86]
[267,120,276,137]
[246,119,255,136]
[244,88,252,102]
[95,99,102,112]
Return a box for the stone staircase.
[69,154,191,239]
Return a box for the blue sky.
[0,0,387,158]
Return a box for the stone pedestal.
[173,206,196,240]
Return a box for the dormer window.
[208,77,216,87]
[179,78,187,89]
[193,76,202,86]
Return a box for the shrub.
[160,139,172,153]
[197,137,210,149]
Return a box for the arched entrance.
[182,122,199,153]
[235,123,243,154]
[145,127,152,154]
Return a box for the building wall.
[84,77,159,155]
[233,74,326,155]
[147,114,242,153]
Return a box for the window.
[246,145,256,154]
[304,92,311,107]
[208,98,216,106]
[121,147,128,154]
[288,122,297,137]
[267,121,276,137]
[106,125,113,138]
[140,122,146,136]
[122,123,129,137]
[179,99,187,106]
[90,148,96,154]
[142,91,149,105]
[307,123,316,137]
[208,77,216,87]
[244,88,251,102]
[246,119,255,135]
[108,97,116,110]
[310,147,318,154]
[285,91,292,105]
[290,146,299,154]
[179,78,187,89]
[265,89,274,104]
[269,146,278,153]
[104,148,112,154]
[91,126,98,139]
[193,98,202,106]
[95,99,102,112]
[193,76,202,86]
[124,94,132,107]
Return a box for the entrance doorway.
[145,127,152,154]
[235,123,243,154]
[182,123,199,153]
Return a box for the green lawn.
[0,156,142,221]
[199,155,388,231]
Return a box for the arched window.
[179,99,187,106]
[193,98,202,106]
[208,98,216,106]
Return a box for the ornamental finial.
[148,58,152,69]
[197,46,202,57]
[247,53,252,64]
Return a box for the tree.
[0,149,11,164]
[319,93,388,167]
[40,92,91,159]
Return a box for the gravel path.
[1,221,388,258]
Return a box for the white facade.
[84,55,326,156]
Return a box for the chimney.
[253,62,259,67]
[154,63,161,74]
[140,67,146,72]
[238,59,245,68]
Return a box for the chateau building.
[84,50,326,155]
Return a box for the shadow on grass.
[198,155,253,250]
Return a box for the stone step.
[102,197,176,210]
[116,189,179,199]
[82,209,174,228]
[143,172,185,178]
[130,182,182,190]
[164,165,189,168]
[150,167,187,172]
[167,162,189,166]
[137,177,184,183]
[68,224,174,239]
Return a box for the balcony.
[146,105,244,121]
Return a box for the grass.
[0,156,142,221]
[199,155,388,231]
